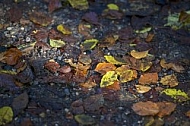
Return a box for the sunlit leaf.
[49,39,66,48]
[107,3,119,10]
[130,50,149,59]
[100,71,118,87]
[74,114,95,125]
[81,39,98,50]
[161,89,190,102]
[68,0,89,10]
[57,24,72,35]
[0,106,13,125]
[104,55,126,65]
[95,62,116,75]
[135,85,151,93]
[139,73,158,85]
[160,74,178,87]
[132,101,159,116]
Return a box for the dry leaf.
[185,110,190,118]
[135,85,151,93]
[132,101,159,116]
[44,59,60,73]
[3,48,22,65]
[95,62,116,75]
[105,81,120,91]
[145,33,154,42]
[160,74,178,87]
[79,54,92,65]
[130,50,149,59]
[157,101,176,117]
[139,73,158,85]
[100,71,118,87]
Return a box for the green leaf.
[107,3,119,10]
[0,106,13,125]
[74,114,96,125]
[104,55,126,65]
[100,71,118,87]
[161,88,190,102]
[57,24,72,35]
[68,0,89,10]
[50,39,66,48]
[135,27,152,34]
[81,39,98,50]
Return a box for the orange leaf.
[157,101,176,117]
[130,50,149,59]
[185,110,190,118]
[95,63,116,75]
[105,81,120,91]
[139,73,158,85]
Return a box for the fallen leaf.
[68,0,89,10]
[104,55,126,65]
[71,99,84,114]
[49,39,66,48]
[7,5,22,22]
[161,88,190,102]
[130,49,149,59]
[78,54,92,65]
[20,118,33,126]
[145,33,154,42]
[139,73,158,85]
[102,9,123,19]
[44,59,60,73]
[78,23,91,38]
[2,48,22,65]
[81,39,98,50]
[135,27,152,34]
[160,74,178,87]
[95,62,116,75]
[82,12,99,25]
[58,65,71,74]
[157,101,176,117]
[48,0,62,13]
[117,69,134,83]
[132,101,159,116]
[100,71,118,88]
[135,85,151,93]
[57,24,72,35]
[105,81,120,91]
[74,114,95,125]
[107,3,119,11]
[185,110,190,118]
[140,61,152,72]
[171,63,185,73]
[80,81,97,89]
[0,106,13,125]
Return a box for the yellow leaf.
[140,61,152,72]
[135,85,151,93]
[135,27,152,34]
[0,106,13,125]
[50,39,66,48]
[100,71,118,87]
[107,3,119,10]
[81,39,98,50]
[160,74,178,87]
[68,0,89,10]
[130,50,149,59]
[161,89,190,102]
[104,55,126,65]
[57,24,72,35]
[0,70,17,75]
[117,69,134,83]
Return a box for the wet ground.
[0,0,190,126]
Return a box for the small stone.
[7,27,13,31]
[26,36,31,42]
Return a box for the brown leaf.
[44,60,60,73]
[157,101,176,117]
[82,12,100,25]
[78,23,92,39]
[58,65,71,74]
[71,99,84,114]
[48,0,62,13]
[95,63,116,75]
[79,54,92,65]
[139,73,158,85]
[135,85,151,93]
[132,101,159,116]
[145,33,154,42]
[3,48,22,65]
[105,81,120,91]
[185,110,190,118]
[7,5,22,22]
[102,10,123,19]
[83,94,104,113]
[29,11,52,26]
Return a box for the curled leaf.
[130,50,149,59]
[81,39,98,50]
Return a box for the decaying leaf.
[135,85,151,93]
[104,55,126,65]
[68,0,89,10]
[160,74,178,87]
[44,59,60,73]
[132,101,159,116]
[100,71,118,88]
[139,73,158,85]
[49,39,66,48]
[161,88,190,102]
[95,63,116,75]
[140,61,152,72]
[82,12,100,25]
[130,50,149,59]
[74,114,95,125]
[78,54,92,65]
[0,106,13,125]
[81,39,98,50]
[157,101,176,117]
[1,48,22,65]
[57,24,72,35]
